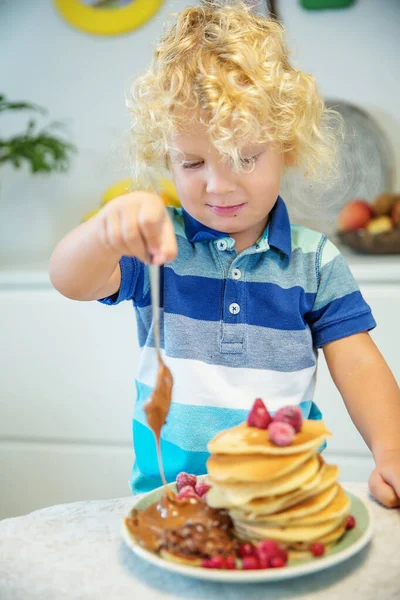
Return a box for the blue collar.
[182,196,292,258]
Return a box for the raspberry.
[247,398,272,430]
[258,554,271,569]
[208,555,225,569]
[176,472,197,492]
[268,421,295,446]
[176,485,199,500]
[311,542,326,557]
[202,555,237,570]
[346,515,356,530]
[269,555,286,568]
[277,548,288,563]
[256,539,280,558]
[238,542,256,558]
[242,555,261,570]
[195,481,211,498]
[273,405,303,433]
[223,556,237,570]
[257,540,288,568]
[201,558,213,568]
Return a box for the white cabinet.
[1,261,399,520]
[0,284,140,519]
[0,290,139,442]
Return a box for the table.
[1,483,399,600]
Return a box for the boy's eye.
[182,161,204,169]
[240,153,261,166]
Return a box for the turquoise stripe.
[291,225,324,255]
[131,420,210,493]
[131,396,326,493]
[134,380,251,452]
[135,379,316,452]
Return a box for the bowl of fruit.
[337,193,400,254]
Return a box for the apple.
[338,200,373,231]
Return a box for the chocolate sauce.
[144,354,173,490]
[125,494,237,559]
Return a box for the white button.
[217,239,227,251]
[229,303,240,315]
[232,269,242,280]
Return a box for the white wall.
[0,0,399,269]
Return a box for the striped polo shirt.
[100,196,376,494]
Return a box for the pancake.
[208,420,332,456]
[289,543,335,561]
[207,449,312,483]
[287,520,347,559]
[288,486,351,526]
[232,515,343,543]
[255,483,339,524]
[237,460,338,517]
[205,414,349,562]
[207,455,320,506]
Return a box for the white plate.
[122,483,373,583]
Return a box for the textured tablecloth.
[1,483,399,600]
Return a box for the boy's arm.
[323,332,400,507]
[49,192,177,301]
[49,216,122,301]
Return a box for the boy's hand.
[369,449,400,508]
[95,191,178,265]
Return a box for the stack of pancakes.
[206,419,351,558]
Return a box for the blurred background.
[1,0,399,520]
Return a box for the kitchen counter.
[0,483,399,600]
[1,248,400,287]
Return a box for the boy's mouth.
[207,203,246,216]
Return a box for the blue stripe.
[312,313,376,348]
[307,292,376,347]
[164,268,315,330]
[98,256,147,305]
[163,269,223,321]
[246,282,315,329]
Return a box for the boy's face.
[169,118,285,253]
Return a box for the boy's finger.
[152,212,178,264]
[137,195,167,256]
[103,211,121,251]
[119,202,147,260]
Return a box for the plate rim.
[122,485,374,583]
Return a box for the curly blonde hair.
[127,0,341,188]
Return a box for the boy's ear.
[284,150,296,166]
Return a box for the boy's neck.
[230,218,269,254]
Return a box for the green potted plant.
[0,95,76,268]
[0,94,75,174]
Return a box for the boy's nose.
[206,167,236,196]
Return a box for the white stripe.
[137,347,317,411]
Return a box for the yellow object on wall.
[53,0,164,36]
[82,177,180,221]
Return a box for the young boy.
[50,1,400,506]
